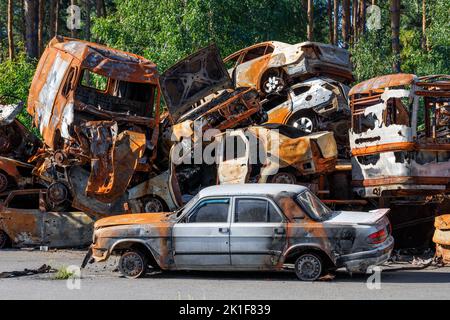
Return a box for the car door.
[172,197,232,269]
[217,130,250,184]
[0,191,45,246]
[229,197,287,269]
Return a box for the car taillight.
[368,228,388,244]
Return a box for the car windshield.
[296,190,332,221]
[175,194,199,219]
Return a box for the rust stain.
[349,73,416,96]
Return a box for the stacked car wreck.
[0,35,449,260]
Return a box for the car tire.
[294,253,323,281]
[269,171,297,184]
[0,172,9,193]
[289,112,317,134]
[0,230,10,249]
[118,250,148,279]
[261,69,285,94]
[142,196,166,213]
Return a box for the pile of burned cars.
[0,37,269,248]
[1,34,449,270]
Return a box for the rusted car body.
[0,157,35,193]
[83,184,393,280]
[0,189,94,248]
[263,77,350,157]
[349,74,450,198]
[224,41,353,95]
[160,44,264,137]
[216,125,337,186]
[434,214,450,264]
[26,36,161,213]
[0,103,41,161]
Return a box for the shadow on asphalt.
[135,268,450,284]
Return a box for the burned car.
[0,157,35,193]
[0,102,41,161]
[160,44,264,132]
[223,41,354,95]
[349,74,450,198]
[0,189,94,249]
[215,124,338,186]
[262,77,351,157]
[83,184,393,281]
[26,36,162,216]
[25,39,266,217]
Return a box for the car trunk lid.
[325,208,390,225]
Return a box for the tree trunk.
[55,0,59,35]
[328,0,333,44]
[342,0,350,48]
[359,0,366,36]
[24,0,39,59]
[21,0,26,44]
[390,0,401,72]
[70,0,77,38]
[333,0,339,45]
[422,0,427,51]
[85,0,91,41]
[49,0,56,37]
[352,0,358,43]
[38,0,44,56]
[96,0,105,17]
[8,0,15,60]
[307,0,314,41]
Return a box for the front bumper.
[336,235,394,273]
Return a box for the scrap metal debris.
[0,35,449,253]
[0,264,55,278]
[434,214,450,264]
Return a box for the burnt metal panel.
[160,44,232,121]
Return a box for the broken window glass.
[292,85,312,96]
[352,112,377,134]
[80,69,108,91]
[296,190,331,221]
[7,193,40,209]
[242,45,269,63]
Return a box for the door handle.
[274,227,285,235]
[219,227,229,233]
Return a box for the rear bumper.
[336,236,394,273]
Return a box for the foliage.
[54,266,76,280]
[351,0,450,83]
[92,0,311,71]
[0,52,36,129]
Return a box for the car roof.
[198,184,307,198]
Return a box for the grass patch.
[54,266,75,280]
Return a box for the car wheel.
[262,70,285,94]
[0,172,9,193]
[0,230,10,249]
[118,250,148,279]
[291,115,316,134]
[270,172,296,184]
[294,253,323,281]
[143,197,165,213]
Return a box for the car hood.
[324,208,390,225]
[159,44,232,122]
[94,212,173,229]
